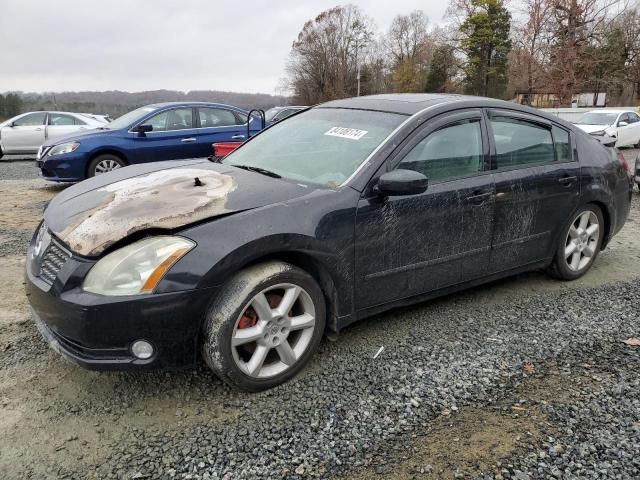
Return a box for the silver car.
[0,111,106,157]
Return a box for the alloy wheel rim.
[231,283,316,379]
[564,211,599,272]
[94,159,121,175]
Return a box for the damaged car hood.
[575,124,611,134]
[44,159,314,257]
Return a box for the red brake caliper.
[238,307,257,329]
[237,294,283,329]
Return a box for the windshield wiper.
[233,165,281,179]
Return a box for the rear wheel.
[548,204,604,280]
[202,261,325,391]
[87,154,125,177]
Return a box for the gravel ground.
[0,159,40,181]
[0,151,639,479]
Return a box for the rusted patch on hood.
[52,168,235,256]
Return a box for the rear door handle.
[463,192,494,205]
[231,135,245,140]
[558,175,577,186]
[181,137,196,143]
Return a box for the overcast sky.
[0,0,449,95]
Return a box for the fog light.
[131,340,154,359]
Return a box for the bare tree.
[547,0,627,105]
[384,10,434,92]
[509,0,554,103]
[286,5,378,104]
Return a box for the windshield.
[106,106,158,129]
[222,108,406,187]
[575,112,619,125]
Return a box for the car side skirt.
[335,258,552,333]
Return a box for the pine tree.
[459,0,512,98]
[425,45,456,92]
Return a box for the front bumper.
[25,243,217,370]
[37,151,87,182]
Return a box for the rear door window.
[490,117,554,169]
[198,108,243,128]
[49,113,82,126]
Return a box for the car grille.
[39,241,71,285]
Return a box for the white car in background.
[0,111,106,158]
[574,109,640,148]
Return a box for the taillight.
[617,150,631,175]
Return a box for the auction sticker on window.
[324,126,368,140]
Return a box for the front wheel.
[87,154,125,177]
[202,261,326,391]
[548,205,604,280]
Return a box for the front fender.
[157,189,360,318]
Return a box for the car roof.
[316,93,587,134]
[146,101,247,111]
[318,94,492,115]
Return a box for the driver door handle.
[181,137,196,143]
[463,191,494,205]
[558,175,577,186]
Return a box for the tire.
[87,154,125,177]
[548,204,605,281]
[202,261,326,391]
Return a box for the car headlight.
[82,236,195,296]
[590,130,606,136]
[48,142,80,156]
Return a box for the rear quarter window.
[552,126,572,162]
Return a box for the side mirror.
[132,124,153,134]
[376,169,428,196]
[618,121,629,127]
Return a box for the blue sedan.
[36,102,263,181]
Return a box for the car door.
[486,110,580,273]
[619,112,640,147]
[130,107,201,163]
[1,112,47,153]
[615,113,632,147]
[354,110,495,309]
[47,113,89,143]
[193,107,248,157]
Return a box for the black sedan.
[25,94,633,391]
